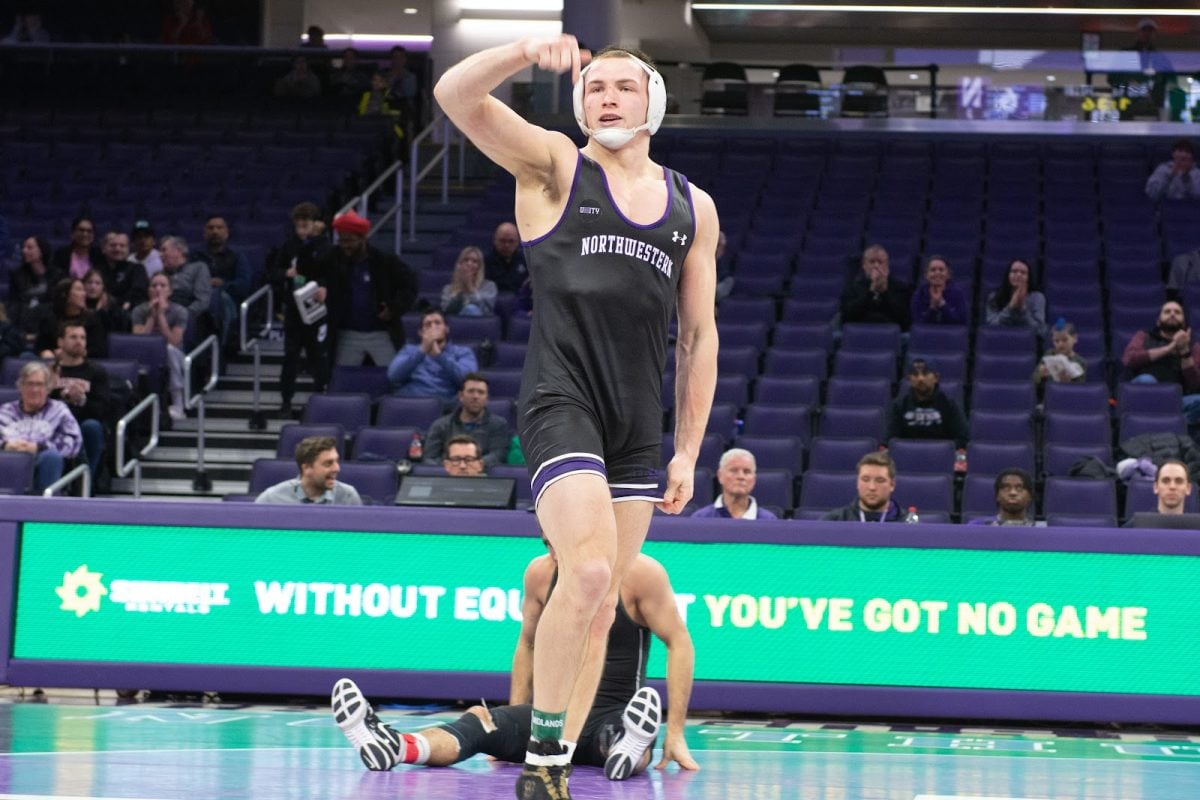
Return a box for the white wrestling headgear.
[572,53,666,150]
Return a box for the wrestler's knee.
[466,705,495,728]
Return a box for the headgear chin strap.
[572,54,666,150]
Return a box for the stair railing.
[42,463,91,498]
[184,335,220,492]
[240,283,274,431]
[115,393,160,499]
[336,112,465,253]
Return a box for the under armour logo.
[672,231,688,246]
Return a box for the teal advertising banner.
[14,522,1200,695]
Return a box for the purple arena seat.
[275,423,347,459]
[840,323,902,356]
[1042,443,1112,477]
[1044,382,1111,417]
[754,375,819,407]
[763,348,828,380]
[970,380,1035,414]
[969,410,1033,444]
[807,436,877,472]
[894,473,954,515]
[965,440,1035,477]
[1043,412,1112,449]
[796,470,856,513]
[973,352,1036,383]
[301,393,372,436]
[819,406,885,441]
[772,322,834,352]
[751,469,796,515]
[247,458,300,495]
[742,403,813,444]
[975,328,1038,358]
[734,435,805,473]
[328,366,391,400]
[1044,477,1118,520]
[908,324,969,356]
[663,433,723,472]
[1116,383,1184,417]
[886,438,956,475]
[376,396,444,431]
[1045,513,1117,528]
[337,460,399,505]
[825,377,890,409]
[832,349,897,382]
[353,427,417,462]
[1119,412,1187,442]
[0,451,34,495]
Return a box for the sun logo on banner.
[55,565,108,618]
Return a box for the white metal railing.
[336,113,465,254]
[239,283,274,431]
[116,393,160,499]
[42,463,91,498]
[184,335,220,492]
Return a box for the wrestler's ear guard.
[572,55,666,138]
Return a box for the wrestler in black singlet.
[518,152,696,508]
[439,573,651,767]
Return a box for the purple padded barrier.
[4,499,1200,723]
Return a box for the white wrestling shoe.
[603,686,662,781]
[331,677,404,771]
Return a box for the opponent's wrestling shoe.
[515,739,573,800]
[603,686,661,781]
[331,677,404,771]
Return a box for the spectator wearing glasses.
[442,434,486,476]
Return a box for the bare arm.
[660,187,719,515]
[509,556,550,704]
[629,557,698,771]
[434,36,583,185]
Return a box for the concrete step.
[109,477,244,498]
[168,416,295,434]
[204,388,312,406]
[159,429,282,449]
[147,446,277,464]
[128,460,251,482]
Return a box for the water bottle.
[905,506,920,524]
[954,449,968,474]
[408,430,424,461]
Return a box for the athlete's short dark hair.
[295,436,338,469]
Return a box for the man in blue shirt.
[386,309,478,400]
[691,448,777,520]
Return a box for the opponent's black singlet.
[548,570,650,711]
[518,152,695,498]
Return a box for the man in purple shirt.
[691,448,778,520]
[0,360,82,492]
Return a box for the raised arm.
[660,187,719,514]
[434,36,584,184]
[629,557,699,772]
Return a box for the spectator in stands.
[268,201,332,417]
[1151,459,1193,516]
[442,434,487,477]
[386,45,418,108]
[330,47,370,98]
[8,235,58,347]
[714,230,734,303]
[161,0,213,45]
[2,11,49,43]
[0,361,81,493]
[82,268,128,334]
[1167,247,1200,292]
[275,55,322,99]
[484,222,527,294]
[910,255,967,326]
[984,258,1046,337]
[255,435,363,505]
[358,70,408,160]
[386,309,478,400]
[821,451,905,522]
[303,25,326,48]
[691,448,777,520]
[131,272,188,420]
[1033,319,1087,384]
[967,468,1036,526]
[887,356,968,448]
[195,215,252,353]
[1145,139,1200,202]
[0,305,22,364]
[441,246,497,317]
[129,220,163,277]
[50,320,110,486]
[159,235,211,324]
[100,230,148,312]
[424,373,511,469]
[840,244,912,330]
[325,211,418,367]
[36,278,107,359]
[51,217,103,281]
[1122,300,1200,430]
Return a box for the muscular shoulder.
[623,554,669,608]
[524,553,555,601]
